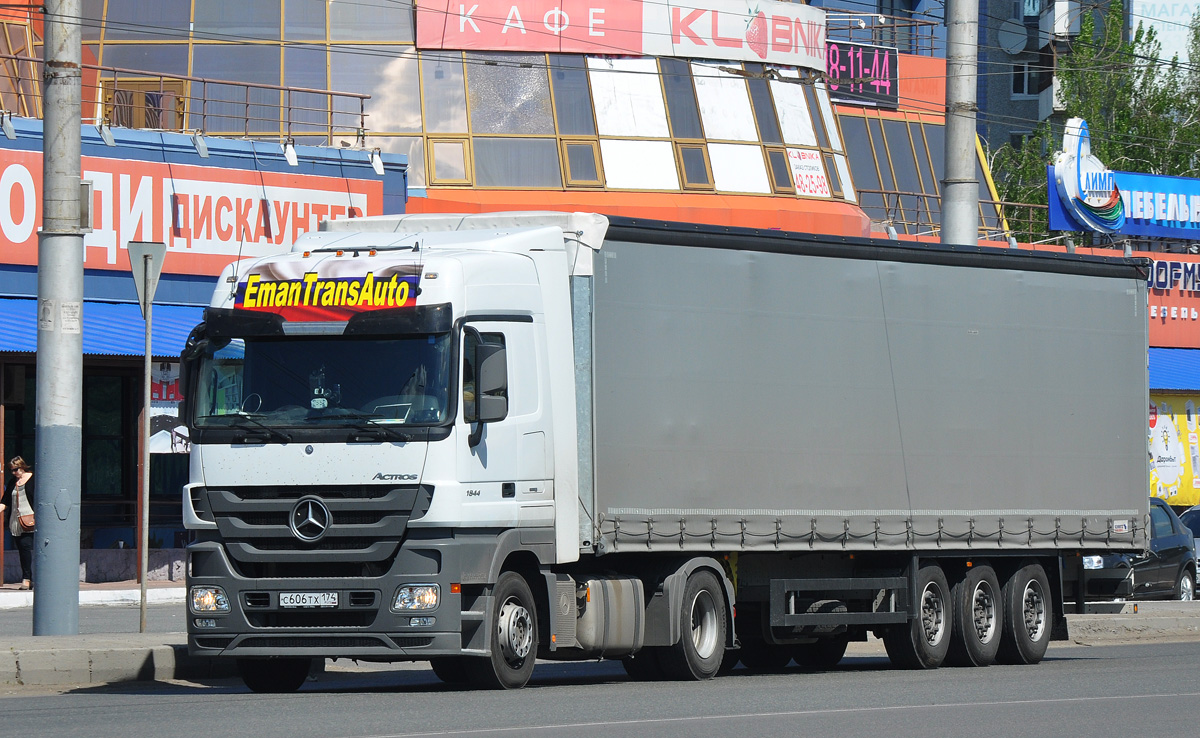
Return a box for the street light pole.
[942,0,981,246]
[34,0,83,635]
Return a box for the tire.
[657,569,727,680]
[237,657,312,693]
[791,635,849,670]
[429,657,470,684]
[466,571,538,689]
[1177,568,1195,601]
[945,564,1003,667]
[621,648,668,681]
[883,564,951,669]
[996,563,1052,665]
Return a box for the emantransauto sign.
[1049,117,1200,238]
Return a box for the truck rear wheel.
[996,563,1051,665]
[946,564,1003,667]
[466,571,538,689]
[883,564,951,669]
[657,569,727,680]
[237,657,312,693]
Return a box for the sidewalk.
[0,579,185,611]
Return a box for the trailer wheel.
[237,657,312,693]
[429,657,470,684]
[657,569,727,680]
[946,564,1003,667]
[621,648,667,681]
[996,563,1052,665]
[466,571,538,689]
[791,635,849,670]
[883,564,951,669]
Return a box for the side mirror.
[475,342,508,423]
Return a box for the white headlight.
[394,584,440,611]
[190,586,230,613]
[1082,556,1104,570]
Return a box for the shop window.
[691,63,757,142]
[766,147,793,194]
[563,140,603,186]
[331,46,422,133]
[708,143,771,194]
[103,79,186,130]
[421,52,468,134]
[331,0,413,42]
[473,137,561,188]
[466,53,554,135]
[428,138,471,184]
[677,143,712,189]
[194,0,282,40]
[744,63,782,145]
[661,58,703,140]
[588,57,669,138]
[601,139,679,190]
[549,55,596,136]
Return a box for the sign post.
[128,241,166,633]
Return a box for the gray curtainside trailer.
[184,213,1151,691]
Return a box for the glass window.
[1152,505,1173,539]
[564,141,602,185]
[466,53,554,135]
[331,0,414,42]
[744,64,782,144]
[285,0,327,40]
[803,84,830,148]
[823,153,842,197]
[691,63,757,142]
[909,122,937,194]
[194,0,281,39]
[766,148,792,193]
[588,58,669,138]
[708,143,771,194]
[834,155,856,202]
[192,45,281,134]
[866,118,895,191]
[474,138,562,187]
[100,45,189,77]
[332,46,422,133]
[549,55,595,136]
[80,0,105,42]
[978,155,1000,231]
[840,116,882,217]
[661,58,703,140]
[430,139,469,182]
[771,74,818,147]
[83,374,125,499]
[600,139,679,189]
[284,45,328,133]
[421,52,468,134]
[883,119,920,195]
[814,83,842,151]
[678,144,711,188]
[103,1,190,40]
[924,123,945,189]
[378,136,426,188]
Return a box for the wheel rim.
[920,582,947,647]
[689,589,720,660]
[970,579,998,645]
[1181,573,1195,601]
[1021,579,1047,642]
[497,597,534,665]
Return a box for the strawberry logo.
[745,8,768,59]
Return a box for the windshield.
[193,334,451,428]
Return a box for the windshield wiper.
[200,413,293,443]
[317,409,414,443]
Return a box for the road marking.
[349,690,1200,738]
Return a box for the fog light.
[1082,556,1104,570]
[194,618,218,628]
[393,584,439,611]
[410,616,435,627]
[191,586,230,613]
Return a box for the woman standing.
[3,456,35,590]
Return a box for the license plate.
[279,591,338,608]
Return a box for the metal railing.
[824,9,941,56]
[0,51,371,144]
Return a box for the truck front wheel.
[237,657,312,693]
[467,571,538,689]
[657,569,727,680]
[883,564,951,669]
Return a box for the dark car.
[1082,497,1197,601]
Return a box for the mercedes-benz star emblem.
[290,497,331,542]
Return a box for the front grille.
[232,487,393,500]
[244,592,270,608]
[247,611,376,628]
[194,636,235,649]
[240,636,384,649]
[251,539,380,551]
[231,561,387,579]
[235,511,388,527]
[389,637,434,648]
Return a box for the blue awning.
[0,298,202,357]
[1150,348,1200,392]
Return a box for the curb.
[0,588,185,611]
[1,634,236,687]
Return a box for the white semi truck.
[181,212,1151,692]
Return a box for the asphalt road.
[0,603,186,638]
[4,640,1198,738]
